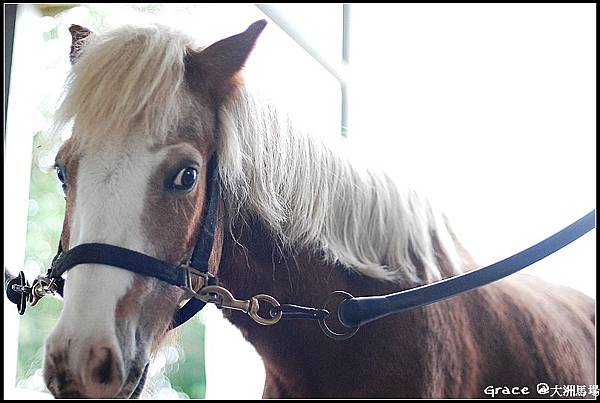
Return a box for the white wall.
[348,4,596,297]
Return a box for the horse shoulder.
[462,273,595,393]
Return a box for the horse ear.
[186,20,267,104]
[69,24,93,64]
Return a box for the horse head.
[43,20,266,398]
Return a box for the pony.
[42,20,595,398]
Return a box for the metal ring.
[318,291,360,340]
[16,271,28,315]
[248,294,282,325]
[195,285,229,306]
[29,276,56,307]
[29,281,45,307]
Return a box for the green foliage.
[17,297,63,381]
[18,131,65,380]
[166,319,206,398]
[16,132,68,384]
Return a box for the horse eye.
[56,166,65,183]
[56,166,67,192]
[172,167,198,191]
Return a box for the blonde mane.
[218,87,462,284]
[53,24,462,284]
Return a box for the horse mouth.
[46,368,146,399]
[127,362,149,399]
[115,362,149,399]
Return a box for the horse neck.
[216,217,443,398]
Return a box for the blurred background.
[4,3,595,400]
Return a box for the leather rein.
[5,156,596,340]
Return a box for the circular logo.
[537,383,550,395]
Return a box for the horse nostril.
[91,347,113,385]
[84,346,123,397]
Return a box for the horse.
[40,20,595,398]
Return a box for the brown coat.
[217,218,595,398]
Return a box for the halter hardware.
[193,285,283,326]
[182,262,216,291]
[7,268,286,327]
[6,272,61,315]
[29,276,58,307]
[317,291,359,340]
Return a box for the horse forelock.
[52,24,202,151]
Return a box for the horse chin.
[113,362,149,399]
[128,362,149,399]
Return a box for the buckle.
[181,263,215,291]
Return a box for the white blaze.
[46,137,156,373]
